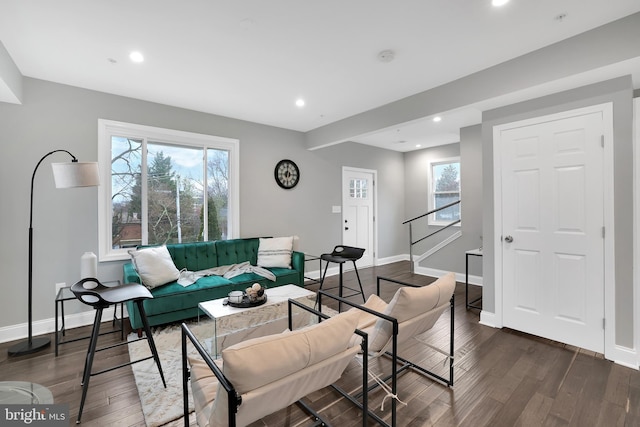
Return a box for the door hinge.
[602,226,605,238]
[603,318,606,329]
[601,135,605,147]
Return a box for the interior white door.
[500,111,605,353]
[342,168,375,267]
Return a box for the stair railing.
[403,199,461,273]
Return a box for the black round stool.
[319,245,366,311]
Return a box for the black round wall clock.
[274,159,300,189]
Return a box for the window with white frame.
[429,158,461,226]
[98,119,239,261]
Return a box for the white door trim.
[342,166,378,267]
[492,102,615,360]
[634,97,640,368]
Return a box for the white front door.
[342,168,375,267]
[500,109,605,353]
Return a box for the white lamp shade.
[51,162,100,188]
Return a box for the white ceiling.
[1,0,639,152]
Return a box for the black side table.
[465,249,483,310]
[54,280,124,356]
[303,253,322,286]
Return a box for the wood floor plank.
[487,376,540,426]
[546,351,589,423]
[568,354,610,426]
[514,391,554,426]
[593,400,626,427]
[457,395,503,427]
[603,362,632,404]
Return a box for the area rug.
[128,318,208,427]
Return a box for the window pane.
[147,142,204,245]
[434,163,460,192]
[435,193,461,221]
[111,136,142,249]
[350,178,368,199]
[430,160,461,224]
[207,148,229,240]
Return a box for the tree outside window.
[430,159,461,225]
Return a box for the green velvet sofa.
[123,238,305,330]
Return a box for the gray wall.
[0,78,406,330]
[481,76,634,348]
[403,126,483,275]
[313,141,406,260]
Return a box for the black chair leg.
[319,261,330,291]
[338,262,344,312]
[77,308,103,424]
[352,261,366,303]
[315,262,331,310]
[136,300,167,388]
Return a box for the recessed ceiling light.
[377,50,395,63]
[239,18,255,29]
[555,13,568,22]
[492,0,510,6]
[433,116,442,122]
[295,99,305,108]
[129,51,144,63]
[416,144,422,148]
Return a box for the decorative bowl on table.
[226,283,267,308]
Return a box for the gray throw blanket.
[177,261,276,287]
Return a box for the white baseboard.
[609,345,639,369]
[305,266,339,281]
[414,266,483,287]
[0,305,126,344]
[377,254,410,265]
[479,310,499,328]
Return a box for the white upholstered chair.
[181,300,370,427]
[317,272,456,427]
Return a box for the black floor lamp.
[8,149,100,356]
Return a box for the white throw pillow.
[257,236,293,268]
[129,245,180,289]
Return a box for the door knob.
[504,235,513,243]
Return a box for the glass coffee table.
[197,284,316,358]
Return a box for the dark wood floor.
[2,261,639,426]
